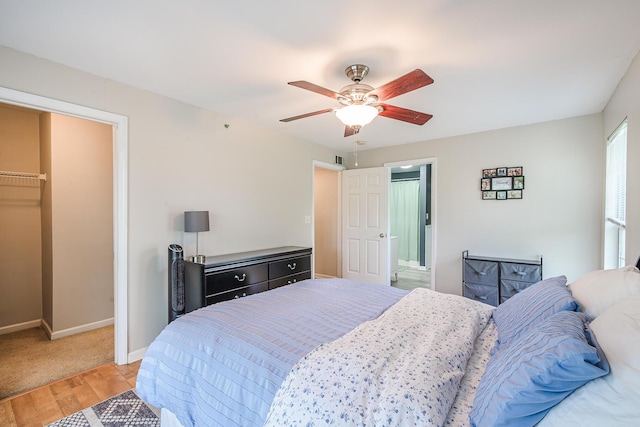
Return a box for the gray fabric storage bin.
[463,259,499,286]
[463,282,498,307]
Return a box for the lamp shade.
[184,211,210,232]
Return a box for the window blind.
[606,122,627,227]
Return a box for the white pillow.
[537,293,640,426]
[569,265,640,318]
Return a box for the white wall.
[0,46,346,354]
[352,114,604,296]
[603,51,640,264]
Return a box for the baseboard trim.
[43,317,115,341]
[314,273,337,279]
[127,346,147,364]
[0,319,41,336]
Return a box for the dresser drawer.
[269,256,311,279]
[463,259,499,286]
[500,262,542,283]
[269,271,311,290]
[205,263,268,295]
[206,282,269,305]
[463,282,498,307]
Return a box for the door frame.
[0,86,129,364]
[385,157,437,291]
[312,160,345,278]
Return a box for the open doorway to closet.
[312,161,344,279]
[0,103,115,398]
[388,158,435,291]
[0,87,128,399]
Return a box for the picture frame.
[507,166,523,176]
[491,176,512,191]
[513,176,525,190]
[480,166,525,200]
[483,168,497,178]
[507,190,523,199]
[481,178,491,191]
[482,191,497,200]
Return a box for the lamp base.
[189,255,206,264]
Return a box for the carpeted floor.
[0,325,114,400]
[46,389,160,426]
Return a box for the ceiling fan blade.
[288,81,342,100]
[377,103,433,125]
[368,69,434,102]
[344,126,359,137]
[280,108,334,122]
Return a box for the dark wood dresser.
[184,246,312,312]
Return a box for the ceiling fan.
[280,64,434,137]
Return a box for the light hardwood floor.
[0,360,141,427]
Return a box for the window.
[604,121,627,268]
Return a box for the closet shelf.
[0,170,47,181]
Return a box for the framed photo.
[483,168,497,178]
[497,191,507,200]
[491,177,512,191]
[497,167,507,177]
[513,176,525,190]
[507,190,523,199]
[481,178,491,191]
[482,191,497,200]
[507,166,523,176]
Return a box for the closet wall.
[0,106,113,336]
[0,105,43,329]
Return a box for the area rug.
[47,389,160,427]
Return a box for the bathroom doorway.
[387,158,435,290]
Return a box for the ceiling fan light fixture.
[335,104,379,128]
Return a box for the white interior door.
[342,167,389,285]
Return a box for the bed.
[136,266,640,427]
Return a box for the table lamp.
[184,210,209,263]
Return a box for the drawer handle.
[234,273,246,282]
[478,272,486,276]
[516,272,527,276]
[288,279,297,284]
[288,263,297,270]
[477,295,488,300]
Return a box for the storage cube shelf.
[462,250,542,306]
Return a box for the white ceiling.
[1,1,639,151]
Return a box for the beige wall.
[314,167,339,277]
[40,112,52,327]
[603,51,640,264]
[351,114,604,296]
[0,105,42,328]
[47,113,113,331]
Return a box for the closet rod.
[0,170,47,181]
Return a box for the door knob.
[379,233,386,238]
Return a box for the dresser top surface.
[201,246,312,269]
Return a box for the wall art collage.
[481,166,524,200]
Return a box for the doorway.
[312,161,344,278]
[0,86,128,364]
[387,158,436,291]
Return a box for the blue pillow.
[492,275,578,352]
[470,310,609,427]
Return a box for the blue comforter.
[136,278,407,427]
